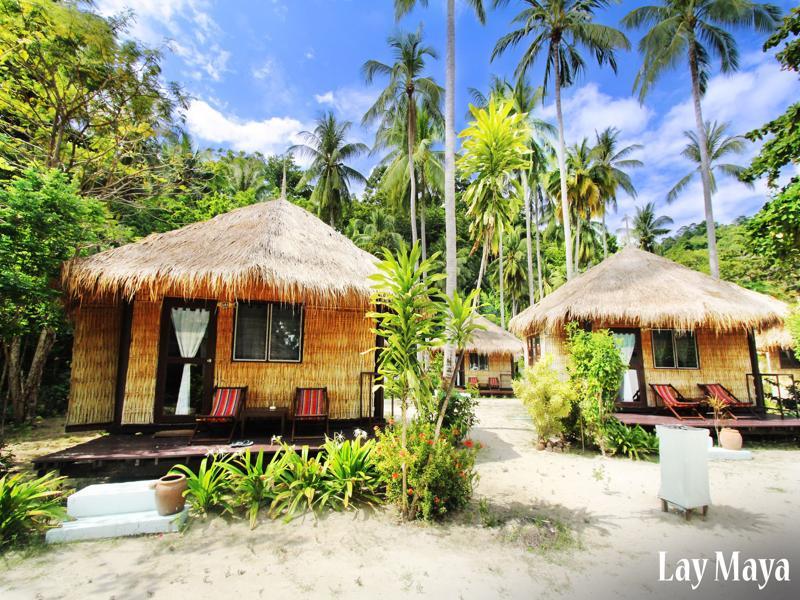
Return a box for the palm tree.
[362,28,442,246]
[346,210,405,255]
[290,112,368,227]
[667,120,753,204]
[623,0,780,278]
[632,201,673,252]
[592,127,642,257]
[499,224,528,316]
[458,97,530,327]
[492,0,630,281]
[375,106,444,261]
[395,0,486,304]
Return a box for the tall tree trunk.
[475,239,489,294]
[554,59,574,280]
[4,329,56,424]
[688,41,720,279]
[5,338,23,422]
[602,210,608,258]
[573,218,582,274]
[24,328,56,421]
[499,232,506,328]
[535,185,545,300]
[522,175,535,306]
[443,0,458,378]
[407,94,419,246]
[420,193,428,262]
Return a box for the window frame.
[651,328,700,370]
[469,352,489,371]
[778,348,800,370]
[232,301,304,363]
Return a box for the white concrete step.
[46,508,187,544]
[67,480,158,518]
[708,447,753,460]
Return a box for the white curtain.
[613,333,638,403]
[171,308,210,415]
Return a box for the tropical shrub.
[1,471,67,548]
[170,455,233,516]
[270,445,328,520]
[604,419,659,460]
[374,420,478,521]
[566,323,626,454]
[513,355,576,443]
[320,436,382,510]
[221,450,287,528]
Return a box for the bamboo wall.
[764,350,800,378]
[112,294,374,424]
[463,351,514,387]
[214,304,374,420]
[528,324,753,407]
[120,300,161,424]
[66,305,121,426]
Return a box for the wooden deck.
[616,412,800,432]
[34,425,370,479]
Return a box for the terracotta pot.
[153,474,188,516]
[718,427,743,451]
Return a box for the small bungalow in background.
[456,316,525,395]
[757,326,799,414]
[508,247,787,421]
[60,198,381,433]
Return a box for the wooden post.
[747,330,765,414]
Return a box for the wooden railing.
[747,373,799,419]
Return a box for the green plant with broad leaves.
[221,449,288,529]
[320,436,382,510]
[270,445,328,521]
[170,455,233,516]
[566,322,626,455]
[1,471,67,548]
[604,419,659,460]
[514,354,576,443]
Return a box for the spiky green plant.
[0,471,66,548]
[221,449,288,529]
[170,455,233,516]
[320,437,382,510]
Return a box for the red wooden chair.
[488,377,500,389]
[650,384,705,421]
[191,386,247,445]
[698,383,758,419]
[291,387,329,440]
[467,376,479,388]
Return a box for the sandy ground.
[2,398,799,600]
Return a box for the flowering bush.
[374,420,479,521]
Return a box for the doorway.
[610,327,647,407]
[155,299,217,423]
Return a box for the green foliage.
[220,450,287,529]
[513,355,576,442]
[0,471,66,548]
[787,307,800,356]
[746,182,800,282]
[603,419,658,460]
[566,323,626,454]
[270,445,328,520]
[0,169,109,337]
[318,436,382,510]
[374,421,478,521]
[632,201,673,252]
[170,455,233,516]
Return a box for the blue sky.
[95,0,798,234]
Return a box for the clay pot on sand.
[718,427,743,451]
[152,474,188,516]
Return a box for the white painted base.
[46,508,187,544]
[67,480,158,518]
[708,447,753,460]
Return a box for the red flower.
[463,439,474,448]
[427,440,433,445]
[459,470,466,478]
[407,488,414,495]
[434,496,440,504]
[419,433,426,440]
[391,472,399,480]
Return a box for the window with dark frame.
[527,335,541,365]
[233,302,304,362]
[779,348,800,369]
[651,329,699,369]
[469,353,489,370]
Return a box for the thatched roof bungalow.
[62,199,381,430]
[757,326,799,378]
[457,316,524,392]
[509,247,786,410]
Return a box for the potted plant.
[706,394,742,450]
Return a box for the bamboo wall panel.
[66,305,121,426]
[527,325,753,406]
[214,305,374,419]
[121,300,161,424]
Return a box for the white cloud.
[313,87,379,122]
[184,100,310,159]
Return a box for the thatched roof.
[62,199,379,305]
[509,247,787,336]
[757,326,794,352]
[466,316,525,357]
